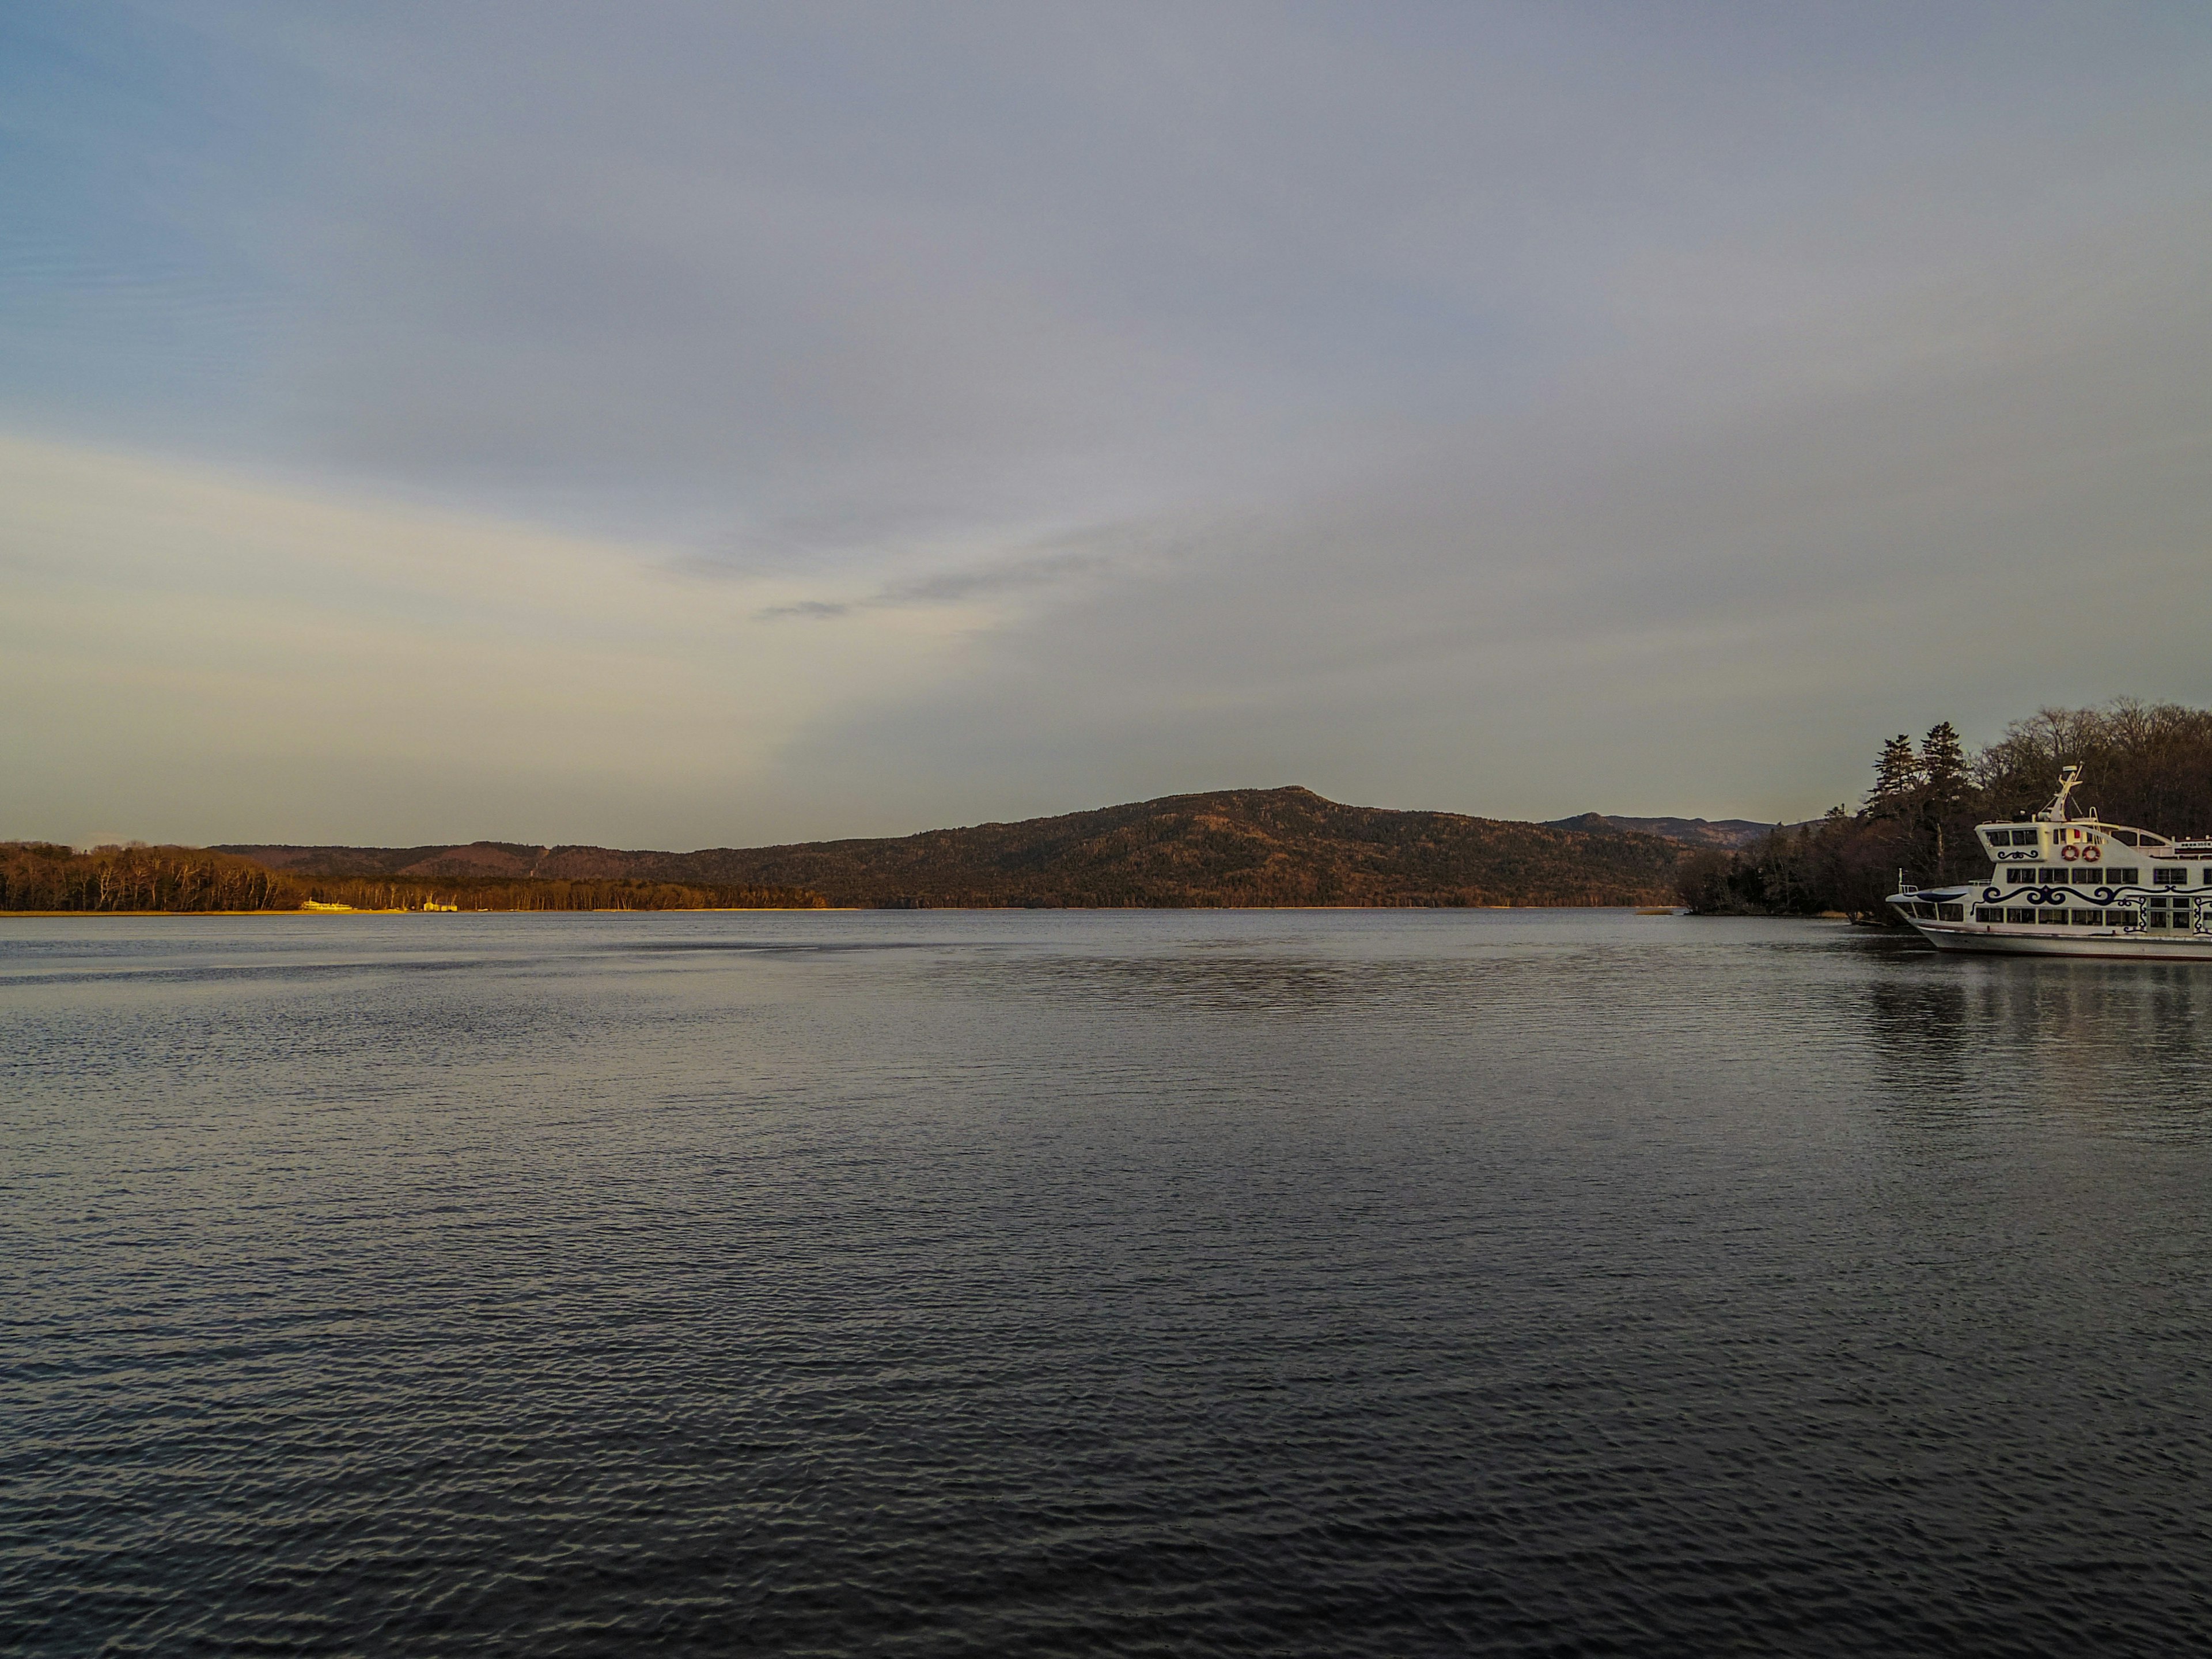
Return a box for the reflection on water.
[3,910,2211,1657]
[1869,953,2212,1119]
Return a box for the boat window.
[2071,868,2099,885]
[2006,868,2034,883]
[2147,911,2169,928]
[2155,868,2187,885]
[2006,907,2033,923]
[2071,908,2101,926]
[2107,868,2140,884]
[1938,904,1965,922]
[2112,829,2139,846]
[1974,907,2000,922]
[2038,908,2067,924]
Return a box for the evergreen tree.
[1919,721,1966,806]
[1865,734,1920,816]
[1916,719,1972,877]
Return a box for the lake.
[5,909,2210,1656]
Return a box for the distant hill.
[1547,812,1782,850]
[222,786,1686,908]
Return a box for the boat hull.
[1906,921,2212,960]
[1886,781,2212,959]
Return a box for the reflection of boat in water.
[1889,766,2212,959]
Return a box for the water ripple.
[3,910,2210,1655]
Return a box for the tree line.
[1,843,824,912]
[1678,700,2212,919]
[298,874,827,911]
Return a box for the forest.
[1677,700,2212,919]
[0,843,824,912]
[29,713,2204,919]
[219,787,1687,908]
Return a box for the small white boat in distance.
[1889,766,2212,959]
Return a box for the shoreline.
[2,904,1684,918]
[0,907,850,918]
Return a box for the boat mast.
[2036,764,2085,823]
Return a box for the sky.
[5,3,2210,849]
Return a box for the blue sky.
[6,4,2211,847]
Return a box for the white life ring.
[2061,846,2080,862]
[2083,845,2101,863]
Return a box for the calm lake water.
[5,909,2211,1656]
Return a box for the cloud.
[737,204,2212,827]
[756,522,1188,619]
[6,6,2212,836]
[0,434,984,846]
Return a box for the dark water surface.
[5,910,2211,1656]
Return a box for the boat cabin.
[1887,765,2212,952]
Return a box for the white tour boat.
[1888,766,2212,958]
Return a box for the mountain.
[221,786,1685,908]
[1546,812,1780,850]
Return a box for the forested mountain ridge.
[1547,813,1781,849]
[222,786,1685,908]
[190,706,2212,918]
[215,840,554,878]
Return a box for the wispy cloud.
[757,527,1185,620]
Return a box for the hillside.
[222,786,1685,908]
[1547,812,1781,850]
[218,840,556,879]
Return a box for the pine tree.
[1915,720,1974,878]
[1865,734,1920,816]
[1919,721,1966,806]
